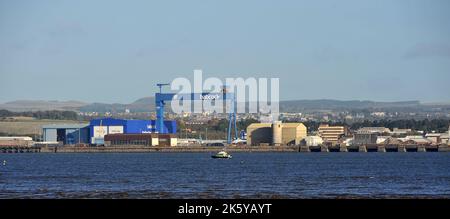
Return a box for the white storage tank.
[272,121,282,146]
[305,136,324,146]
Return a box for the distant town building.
[339,137,354,146]
[380,137,402,145]
[357,127,391,134]
[401,136,432,145]
[344,115,353,120]
[0,136,34,147]
[391,128,412,136]
[446,126,450,145]
[376,136,390,144]
[370,112,386,117]
[425,129,450,145]
[354,131,378,145]
[425,133,442,144]
[304,136,323,147]
[318,124,347,144]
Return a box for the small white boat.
[211,151,232,159]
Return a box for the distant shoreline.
[37,145,301,153]
[0,144,443,153]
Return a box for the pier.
[0,146,41,153]
[1,144,448,153]
[306,144,448,153]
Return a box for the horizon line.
[2,98,450,105]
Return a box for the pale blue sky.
[1,0,449,103]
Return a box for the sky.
[1,0,449,104]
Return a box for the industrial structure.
[246,122,307,146]
[247,123,272,146]
[155,83,238,143]
[354,130,379,145]
[0,136,34,147]
[41,118,176,145]
[40,83,242,146]
[42,124,89,145]
[304,136,324,146]
[357,127,391,134]
[104,133,177,147]
[89,118,176,144]
[318,124,348,145]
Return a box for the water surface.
[0,153,449,198]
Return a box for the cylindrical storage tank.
[272,121,282,146]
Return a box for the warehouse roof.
[282,123,306,128]
[42,123,89,129]
[247,123,272,128]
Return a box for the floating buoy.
[2,160,6,166]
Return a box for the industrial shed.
[281,123,307,145]
[0,136,34,147]
[42,124,90,145]
[246,122,307,146]
[89,118,177,144]
[246,123,272,146]
[104,133,177,146]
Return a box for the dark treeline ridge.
[0,109,79,120]
[180,118,449,139]
[176,118,259,133]
[176,118,259,139]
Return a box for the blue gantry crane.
[155,83,238,144]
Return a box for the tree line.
[0,109,79,120]
[177,118,449,136]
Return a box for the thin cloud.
[404,43,450,59]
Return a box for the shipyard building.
[104,133,177,147]
[89,118,176,144]
[0,136,34,147]
[246,122,307,146]
[42,118,177,145]
[42,124,90,145]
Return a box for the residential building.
[318,124,347,144]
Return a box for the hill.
[2,97,449,113]
[0,100,87,112]
[279,99,422,111]
[78,97,155,113]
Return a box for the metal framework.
[155,84,238,143]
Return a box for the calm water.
[0,152,449,198]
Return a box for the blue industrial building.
[89,118,176,144]
[42,124,90,145]
[89,118,176,135]
[42,118,177,145]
